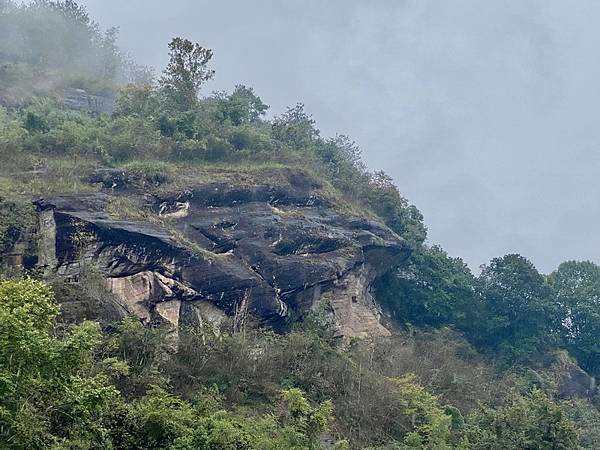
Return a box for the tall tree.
[366,171,426,248]
[376,245,475,327]
[471,254,559,361]
[548,260,600,374]
[160,37,214,109]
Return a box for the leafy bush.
[121,160,175,186]
[0,278,119,449]
[465,390,578,449]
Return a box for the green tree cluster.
[382,249,600,375]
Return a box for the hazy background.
[78,0,600,273]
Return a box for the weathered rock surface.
[62,88,115,115]
[32,170,409,338]
[557,364,597,400]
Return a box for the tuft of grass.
[106,196,155,222]
[120,160,175,186]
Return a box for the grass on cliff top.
[127,160,375,219]
[2,156,376,222]
[0,156,98,200]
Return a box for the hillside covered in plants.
[2,2,600,449]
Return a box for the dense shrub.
[465,390,578,450]
[0,278,119,449]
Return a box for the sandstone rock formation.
[31,169,409,338]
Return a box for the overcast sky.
[79,0,600,273]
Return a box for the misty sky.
[79,0,600,273]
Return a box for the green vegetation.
[2,1,600,448]
[381,248,600,374]
[549,261,600,374]
[0,280,592,449]
[0,279,337,449]
[465,389,579,449]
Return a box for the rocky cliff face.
[30,168,409,338]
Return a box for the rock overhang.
[30,168,410,338]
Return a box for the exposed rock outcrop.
[31,169,409,338]
[62,88,115,115]
[557,364,596,400]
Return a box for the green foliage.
[465,390,579,450]
[106,378,336,450]
[377,245,475,327]
[388,374,453,448]
[548,260,600,374]
[565,399,600,449]
[106,316,169,396]
[281,387,334,442]
[168,326,506,448]
[272,103,319,153]
[315,134,366,195]
[1,278,598,449]
[121,160,175,186]
[0,279,344,449]
[129,386,196,449]
[114,82,160,118]
[0,278,118,449]
[210,85,269,125]
[380,249,600,377]
[160,37,215,110]
[365,171,427,247]
[468,254,560,363]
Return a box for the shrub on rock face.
[0,197,36,253]
[365,171,426,248]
